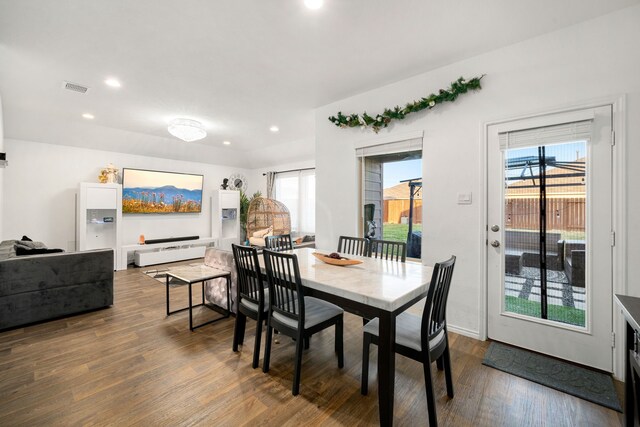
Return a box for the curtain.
[265,171,277,199]
[274,170,316,235]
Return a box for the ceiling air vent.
[62,81,89,94]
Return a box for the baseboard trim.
[448,324,481,340]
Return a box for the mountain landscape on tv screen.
[122,185,203,213]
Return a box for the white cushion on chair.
[363,312,445,352]
[272,297,343,330]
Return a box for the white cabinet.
[212,189,240,251]
[77,182,122,269]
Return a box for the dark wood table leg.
[188,281,194,331]
[166,275,170,316]
[377,310,396,427]
[226,276,231,314]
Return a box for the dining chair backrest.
[265,234,293,252]
[369,239,407,263]
[263,249,304,328]
[232,244,265,309]
[337,236,369,257]
[421,256,456,348]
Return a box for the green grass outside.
[382,223,422,242]
[504,295,585,327]
[506,227,585,241]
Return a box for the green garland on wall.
[328,75,485,133]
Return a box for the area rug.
[482,342,621,412]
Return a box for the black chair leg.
[252,314,263,369]
[361,332,371,395]
[436,356,444,371]
[336,316,344,368]
[233,312,247,352]
[423,357,438,427]
[292,332,304,396]
[304,337,310,350]
[443,342,454,398]
[263,324,273,373]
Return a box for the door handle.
[491,225,500,232]
[490,240,500,248]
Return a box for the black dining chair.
[232,244,269,369]
[264,234,293,252]
[361,256,456,427]
[369,239,407,262]
[337,235,370,257]
[262,249,344,396]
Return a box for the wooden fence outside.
[383,199,423,224]
[384,197,585,231]
[505,197,585,231]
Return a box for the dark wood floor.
[0,262,623,426]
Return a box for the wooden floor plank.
[0,261,624,426]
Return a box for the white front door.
[487,105,613,371]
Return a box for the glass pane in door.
[503,141,586,327]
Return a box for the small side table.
[166,265,231,331]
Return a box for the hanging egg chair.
[246,197,291,241]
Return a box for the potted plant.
[240,190,261,244]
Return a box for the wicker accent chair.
[246,197,291,246]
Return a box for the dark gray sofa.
[0,249,114,330]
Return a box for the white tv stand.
[117,237,217,271]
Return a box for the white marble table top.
[259,248,434,312]
[165,264,230,284]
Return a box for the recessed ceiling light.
[82,113,95,119]
[104,78,121,88]
[223,140,231,145]
[269,126,279,132]
[304,0,323,10]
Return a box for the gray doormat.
[482,342,621,412]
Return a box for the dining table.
[258,247,434,426]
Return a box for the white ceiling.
[1,0,638,167]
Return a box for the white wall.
[3,138,256,250]
[315,6,640,338]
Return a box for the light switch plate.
[457,192,472,204]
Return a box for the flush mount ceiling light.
[223,140,231,145]
[104,78,121,88]
[304,0,323,9]
[168,118,207,142]
[82,113,95,119]
[269,125,279,132]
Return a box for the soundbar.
[144,235,199,245]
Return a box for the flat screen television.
[122,168,204,214]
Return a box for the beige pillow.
[252,226,273,238]
[249,237,266,247]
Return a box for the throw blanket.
[15,240,48,251]
[0,240,17,260]
[6,236,64,257]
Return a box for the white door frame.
[479,95,627,379]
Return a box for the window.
[356,134,423,258]
[275,169,315,235]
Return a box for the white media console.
[117,237,218,271]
